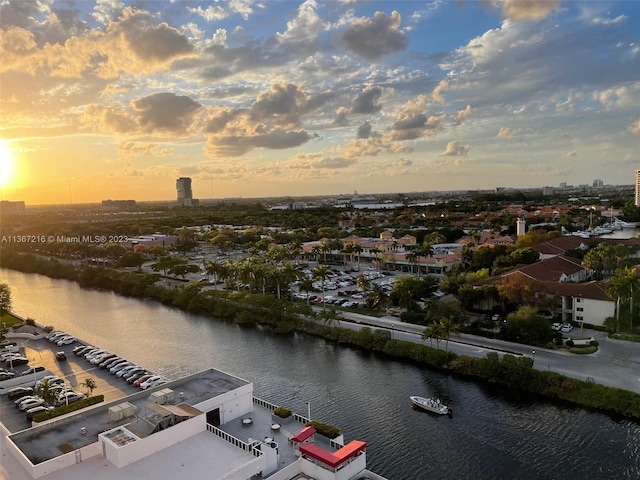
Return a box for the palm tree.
[370,247,382,271]
[279,262,300,300]
[422,321,443,350]
[353,244,363,271]
[356,274,371,293]
[406,251,418,275]
[366,284,389,311]
[81,377,97,398]
[322,307,342,327]
[439,315,460,353]
[313,264,331,313]
[36,378,58,406]
[299,277,314,305]
[606,267,639,330]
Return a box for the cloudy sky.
[0,0,639,205]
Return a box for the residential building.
[636,170,640,207]
[2,368,383,480]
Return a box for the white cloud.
[561,150,577,158]
[442,141,470,157]
[276,0,328,43]
[629,119,640,134]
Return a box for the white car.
[552,323,563,331]
[116,365,140,378]
[47,332,68,343]
[55,391,84,406]
[140,375,165,390]
[56,336,76,346]
[18,397,46,411]
[561,323,574,333]
[110,362,133,374]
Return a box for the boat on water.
[410,396,450,416]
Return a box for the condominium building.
[176,177,195,206]
[635,170,640,207]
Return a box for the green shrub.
[25,318,36,326]
[33,395,104,422]
[590,340,599,347]
[306,420,341,439]
[43,325,54,333]
[569,346,597,355]
[273,406,292,418]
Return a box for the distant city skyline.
[0,0,639,205]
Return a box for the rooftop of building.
[9,368,248,466]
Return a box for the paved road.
[330,310,640,395]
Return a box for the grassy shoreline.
[3,251,640,421]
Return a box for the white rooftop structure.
[1,368,385,480]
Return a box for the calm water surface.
[2,269,640,479]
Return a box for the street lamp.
[532,350,536,366]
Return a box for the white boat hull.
[410,396,449,415]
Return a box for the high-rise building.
[635,170,640,207]
[176,177,193,206]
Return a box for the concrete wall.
[194,382,253,424]
[102,414,206,468]
[5,435,101,479]
[575,297,614,327]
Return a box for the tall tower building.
[516,217,527,237]
[636,170,640,207]
[176,177,193,206]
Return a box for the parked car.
[92,353,116,365]
[21,366,46,376]
[55,351,67,361]
[85,349,107,360]
[122,367,146,380]
[26,405,54,421]
[100,356,122,368]
[55,391,84,407]
[561,323,574,333]
[126,371,151,384]
[18,397,46,411]
[0,371,16,380]
[15,396,38,407]
[552,322,563,331]
[8,356,29,366]
[134,374,154,387]
[56,336,76,346]
[7,386,34,399]
[116,365,140,378]
[110,362,134,375]
[74,346,94,356]
[47,332,68,343]
[36,375,62,388]
[140,375,165,390]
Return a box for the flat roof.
[9,368,249,465]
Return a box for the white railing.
[205,423,263,457]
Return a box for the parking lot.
[0,337,147,433]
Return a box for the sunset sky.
[0,0,639,205]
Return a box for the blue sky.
[0,0,639,204]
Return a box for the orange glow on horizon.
[0,140,17,189]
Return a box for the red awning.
[291,426,316,443]
[300,440,366,468]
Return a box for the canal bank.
[3,269,640,478]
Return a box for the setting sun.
[0,140,16,188]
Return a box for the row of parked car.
[6,374,86,421]
[73,345,165,390]
[0,350,29,367]
[45,331,76,346]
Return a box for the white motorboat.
[410,396,450,415]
